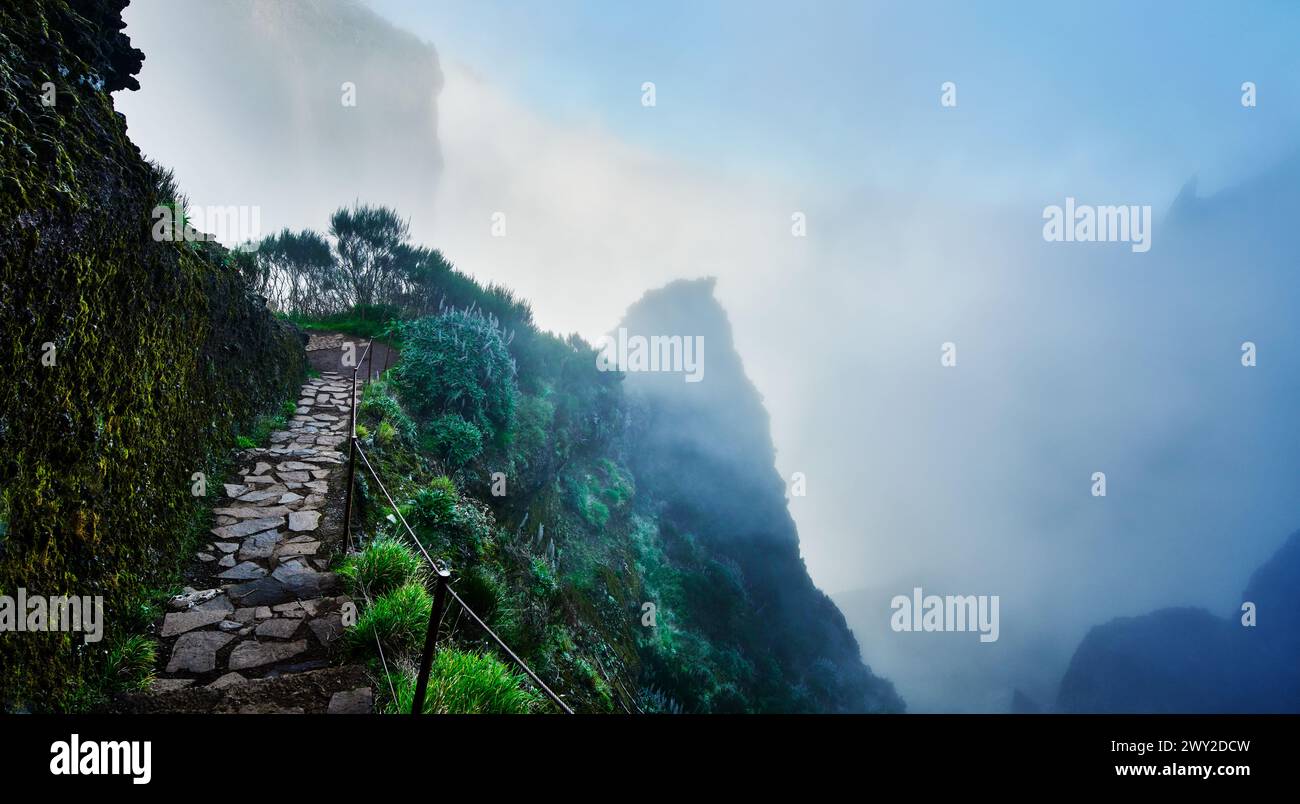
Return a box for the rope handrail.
[446,585,574,713]
[339,335,573,714]
[352,441,444,572]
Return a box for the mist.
[114,0,1300,712]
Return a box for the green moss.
[0,0,306,711]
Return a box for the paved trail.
[141,364,372,713]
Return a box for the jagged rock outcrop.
[620,278,902,713]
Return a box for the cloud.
[117,0,443,238]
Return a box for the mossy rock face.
[0,0,304,710]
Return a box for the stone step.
[111,665,373,714]
[149,374,359,714]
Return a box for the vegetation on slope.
[281,202,900,713]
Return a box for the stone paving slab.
[155,372,369,707]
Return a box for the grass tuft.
[347,581,431,657]
[382,649,545,714]
[103,634,157,694]
[339,537,425,599]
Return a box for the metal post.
[366,339,374,382]
[342,371,358,550]
[411,568,452,715]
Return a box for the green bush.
[402,477,493,562]
[382,649,544,714]
[359,381,416,443]
[598,459,634,507]
[530,557,560,599]
[585,499,610,529]
[338,537,425,598]
[347,581,432,657]
[393,310,517,443]
[509,393,555,476]
[406,476,458,529]
[421,414,483,469]
[457,565,521,643]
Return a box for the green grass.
[286,304,399,340]
[382,649,545,714]
[236,399,295,449]
[64,633,158,710]
[338,537,425,598]
[104,635,157,693]
[347,581,432,657]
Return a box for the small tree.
[254,228,336,315]
[329,203,410,311]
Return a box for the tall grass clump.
[347,581,431,656]
[338,537,424,598]
[382,649,545,714]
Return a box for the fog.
[116,0,1300,712]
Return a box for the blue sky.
[372,0,1300,203]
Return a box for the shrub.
[382,650,544,714]
[393,310,517,442]
[338,537,424,598]
[406,477,458,529]
[585,499,610,529]
[530,557,559,599]
[359,381,416,443]
[403,477,493,561]
[457,564,521,643]
[598,459,634,507]
[421,414,483,469]
[509,393,555,475]
[347,582,432,657]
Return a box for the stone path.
[149,370,371,714]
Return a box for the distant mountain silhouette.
[1058,531,1300,713]
[1166,151,1300,251]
